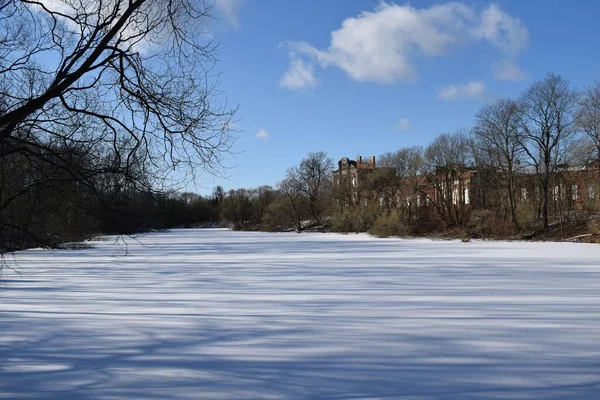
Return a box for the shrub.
[331,206,379,233]
[368,211,408,237]
[410,208,445,235]
[587,219,600,235]
[261,197,299,231]
[467,209,515,239]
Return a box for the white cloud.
[396,118,411,131]
[289,2,475,84]
[215,0,243,28]
[476,4,528,56]
[492,60,528,82]
[281,3,528,85]
[280,57,317,90]
[437,81,485,101]
[255,129,269,139]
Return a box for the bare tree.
[0,0,233,249]
[285,152,333,224]
[577,81,600,176]
[220,189,253,230]
[0,0,234,188]
[473,99,524,229]
[251,185,277,225]
[278,177,307,231]
[212,186,226,204]
[425,131,473,227]
[379,147,425,179]
[518,74,578,229]
[377,146,425,219]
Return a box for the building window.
[521,188,527,201]
[589,184,595,200]
[553,186,559,201]
[571,184,578,201]
[463,188,469,205]
[416,194,421,207]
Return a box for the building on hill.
[512,161,600,216]
[332,156,388,206]
[332,155,600,228]
[332,156,474,213]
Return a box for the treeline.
[220,74,600,240]
[0,0,234,253]
[0,133,224,252]
[219,151,333,232]
[4,72,600,250]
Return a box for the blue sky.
[196,0,600,195]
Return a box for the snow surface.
[1,229,600,399]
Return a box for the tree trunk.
[507,171,519,230]
[542,183,549,230]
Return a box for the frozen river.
[1,229,599,399]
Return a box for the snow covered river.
[1,229,599,399]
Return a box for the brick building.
[333,155,600,223]
[332,156,474,215]
[332,156,391,206]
